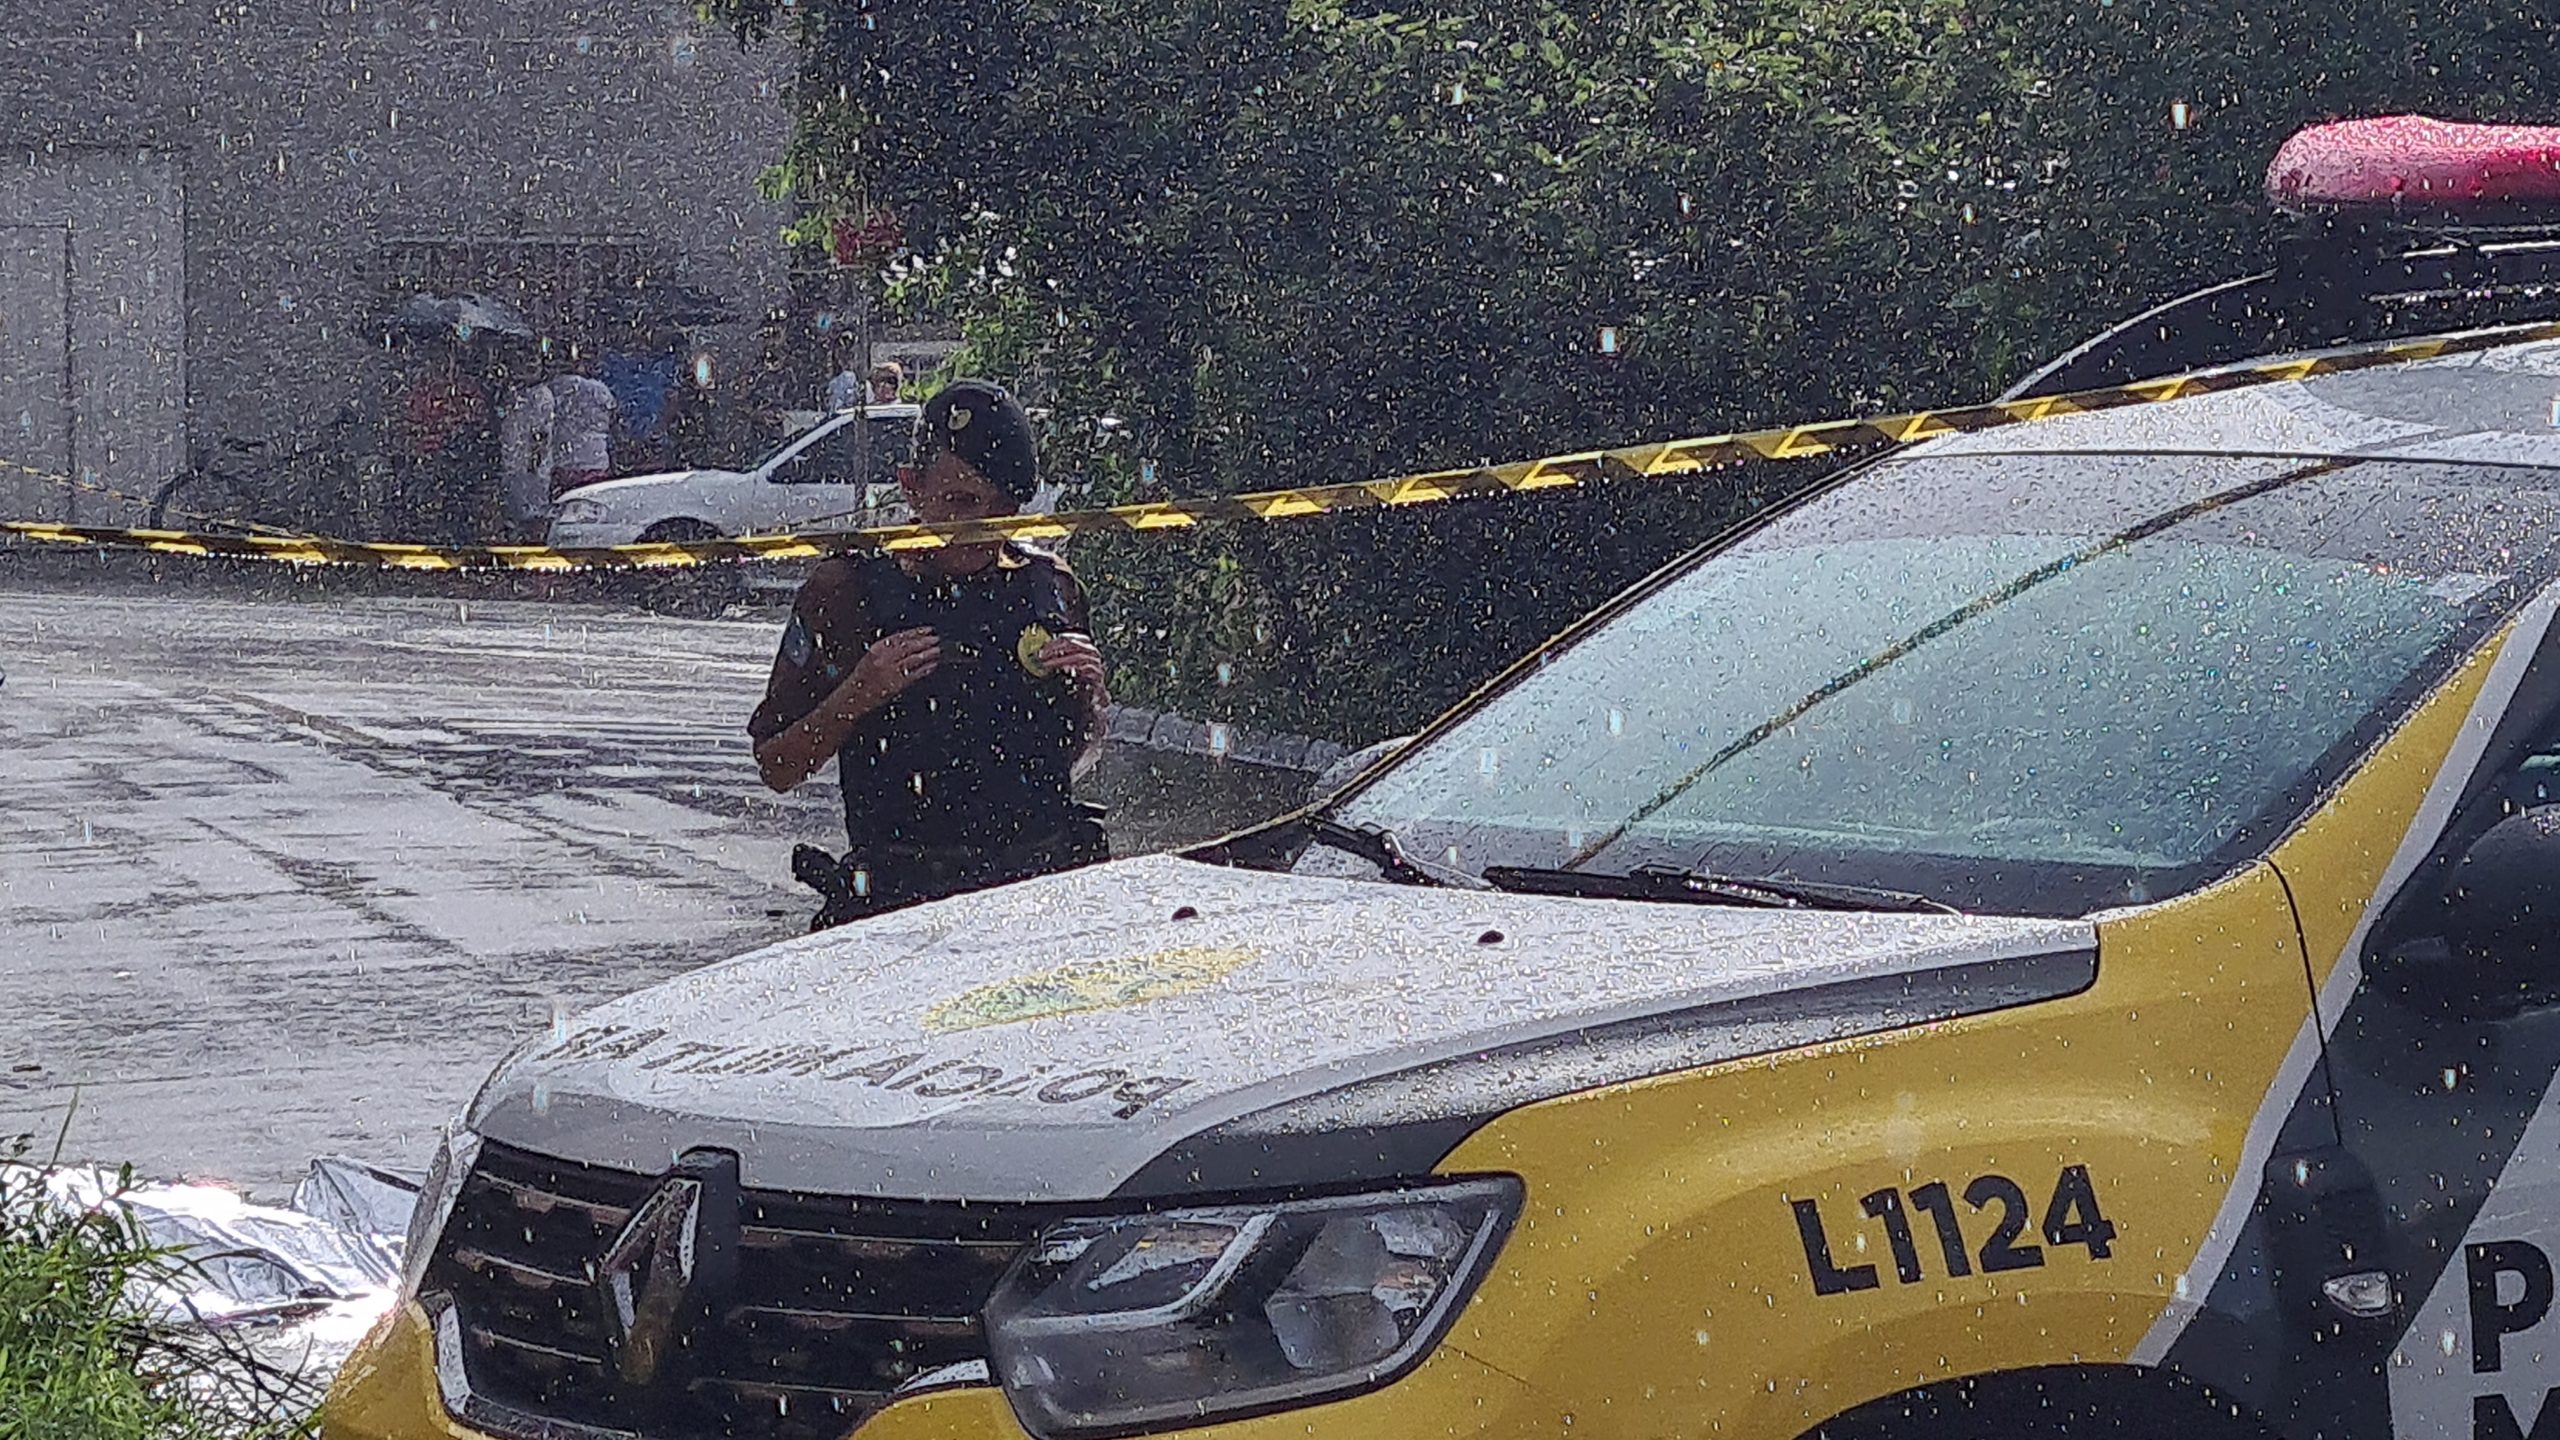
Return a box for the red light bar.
[2268,115,2560,215]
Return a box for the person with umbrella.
[389,295,535,540]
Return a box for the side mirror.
[2372,807,2560,1018]
[2441,806,2560,972]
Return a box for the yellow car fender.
[1429,641,2500,1439]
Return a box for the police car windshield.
[1321,452,2560,917]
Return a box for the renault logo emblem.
[595,1149,740,1388]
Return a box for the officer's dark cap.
[914,379,1038,504]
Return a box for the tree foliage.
[715,0,2560,740]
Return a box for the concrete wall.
[0,223,75,520]
[0,1,796,523]
[0,153,185,523]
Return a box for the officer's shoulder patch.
[773,609,814,666]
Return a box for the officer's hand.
[849,627,941,702]
[1037,632,1108,694]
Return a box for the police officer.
[750,380,1110,928]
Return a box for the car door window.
[2320,623,2560,1440]
[2372,684,2560,989]
[770,423,861,485]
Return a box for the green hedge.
[716,0,2560,741]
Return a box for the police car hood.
[470,853,2093,1201]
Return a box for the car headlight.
[984,1176,1520,1438]
[400,1122,480,1301]
[550,497,608,527]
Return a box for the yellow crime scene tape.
[7,321,2559,573]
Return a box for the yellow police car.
[325,117,2560,1440]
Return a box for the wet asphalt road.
[0,583,1310,1194]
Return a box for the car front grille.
[420,1140,1058,1440]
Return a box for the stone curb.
[1104,705,1349,774]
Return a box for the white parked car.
[546,405,920,548]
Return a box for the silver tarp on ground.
[37,1156,417,1328]
[24,1155,421,1400]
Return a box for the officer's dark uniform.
[749,386,1108,929]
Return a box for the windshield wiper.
[1302,816,1490,889]
[1478,863,1956,914]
